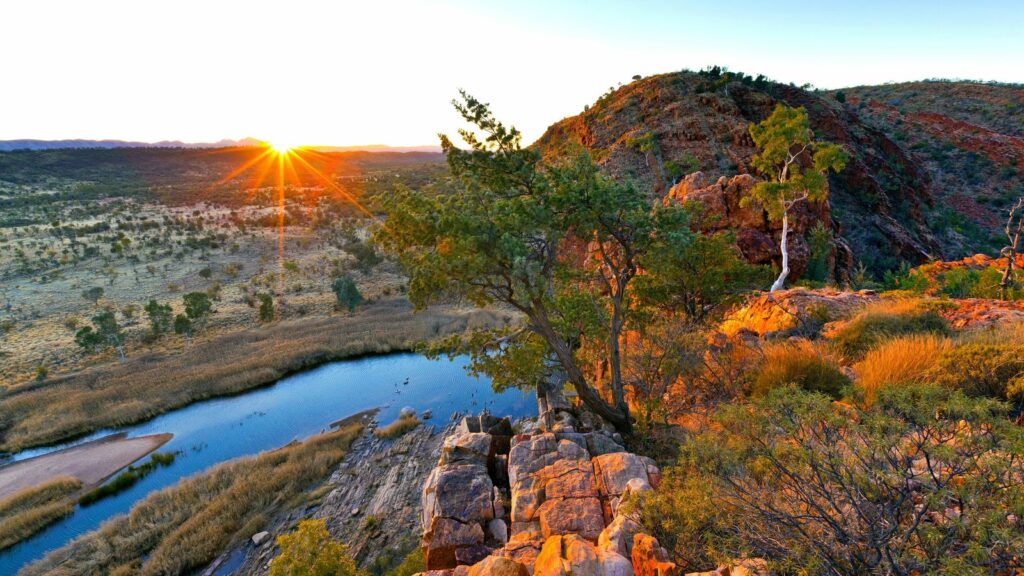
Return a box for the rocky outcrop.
[416,411,670,576]
[717,287,879,338]
[665,172,852,282]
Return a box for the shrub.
[384,548,425,576]
[932,343,1024,400]
[830,300,949,359]
[752,340,849,399]
[853,334,953,405]
[268,519,364,576]
[332,277,363,312]
[373,414,420,439]
[642,384,1024,575]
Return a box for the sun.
[267,138,302,154]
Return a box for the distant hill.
[535,69,1024,277]
[0,139,442,153]
[0,138,265,151]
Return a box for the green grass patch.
[78,451,179,506]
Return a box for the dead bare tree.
[1000,197,1023,300]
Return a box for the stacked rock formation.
[417,408,680,576]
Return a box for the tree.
[81,286,104,305]
[642,384,1024,574]
[1000,197,1023,299]
[144,299,173,336]
[375,91,694,434]
[182,292,213,334]
[173,313,193,344]
[75,310,126,362]
[331,276,363,312]
[257,293,275,322]
[742,104,848,292]
[268,519,365,576]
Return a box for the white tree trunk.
[770,206,790,292]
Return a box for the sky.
[1,0,1021,147]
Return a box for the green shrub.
[642,384,1024,575]
[269,519,365,576]
[830,301,949,359]
[752,340,849,399]
[383,548,425,576]
[932,343,1024,400]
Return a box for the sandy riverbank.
[0,433,173,499]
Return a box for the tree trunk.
[531,309,632,434]
[116,345,126,363]
[770,204,790,292]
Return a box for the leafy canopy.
[742,103,848,220]
[269,519,365,576]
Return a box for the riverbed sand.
[0,433,173,499]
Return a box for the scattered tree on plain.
[75,310,126,362]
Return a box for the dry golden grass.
[21,423,363,576]
[853,334,954,405]
[0,300,512,452]
[373,414,420,439]
[752,340,850,399]
[0,476,82,550]
[828,297,950,360]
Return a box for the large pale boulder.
[440,432,494,467]
[598,515,643,558]
[537,496,605,542]
[592,453,658,500]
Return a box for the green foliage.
[751,341,849,399]
[173,313,192,338]
[375,91,700,432]
[332,277,363,312]
[643,384,1024,575]
[383,548,425,576]
[830,303,949,358]
[81,286,104,304]
[183,291,212,321]
[346,238,383,273]
[74,311,124,356]
[932,343,1024,400]
[257,293,275,323]
[805,222,831,282]
[635,209,770,322]
[663,153,701,183]
[269,519,365,576]
[834,90,846,103]
[938,266,1007,299]
[144,299,173,336]
[743,104,849,223]
[882,261,931,293]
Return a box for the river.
[0,353,534,573]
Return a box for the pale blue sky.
[1,0,1020,145]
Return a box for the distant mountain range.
[0,139,441,153]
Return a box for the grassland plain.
[0,299,513,452]
[20,421,364,576]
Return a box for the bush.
[269,519,364,576]
[932,343,1024,400]
[752,340,849,399]
[830,300,949,359]
[853,334,952,405]
[642,384,1024,575]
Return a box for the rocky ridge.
[416,391,763,576]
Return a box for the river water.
[0,353,534,573]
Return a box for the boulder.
[631,534,678,576]
[425,518,486,570]
[467,556,530,576]
[422,464,495,528]
[440,432,494,467]
[536,459,598,500]
[401,406,417,418]
[598,515,643,558]
[592,453,658,500]
[455,544,494,566]
[537,496,605,542]
[250,531,270,546]
[489,518,509,545]
[534,534,600,576]
[598,549,636,576]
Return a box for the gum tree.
[742,104,848,292]
[375,92,695,434]
[1000,197,1023,299]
